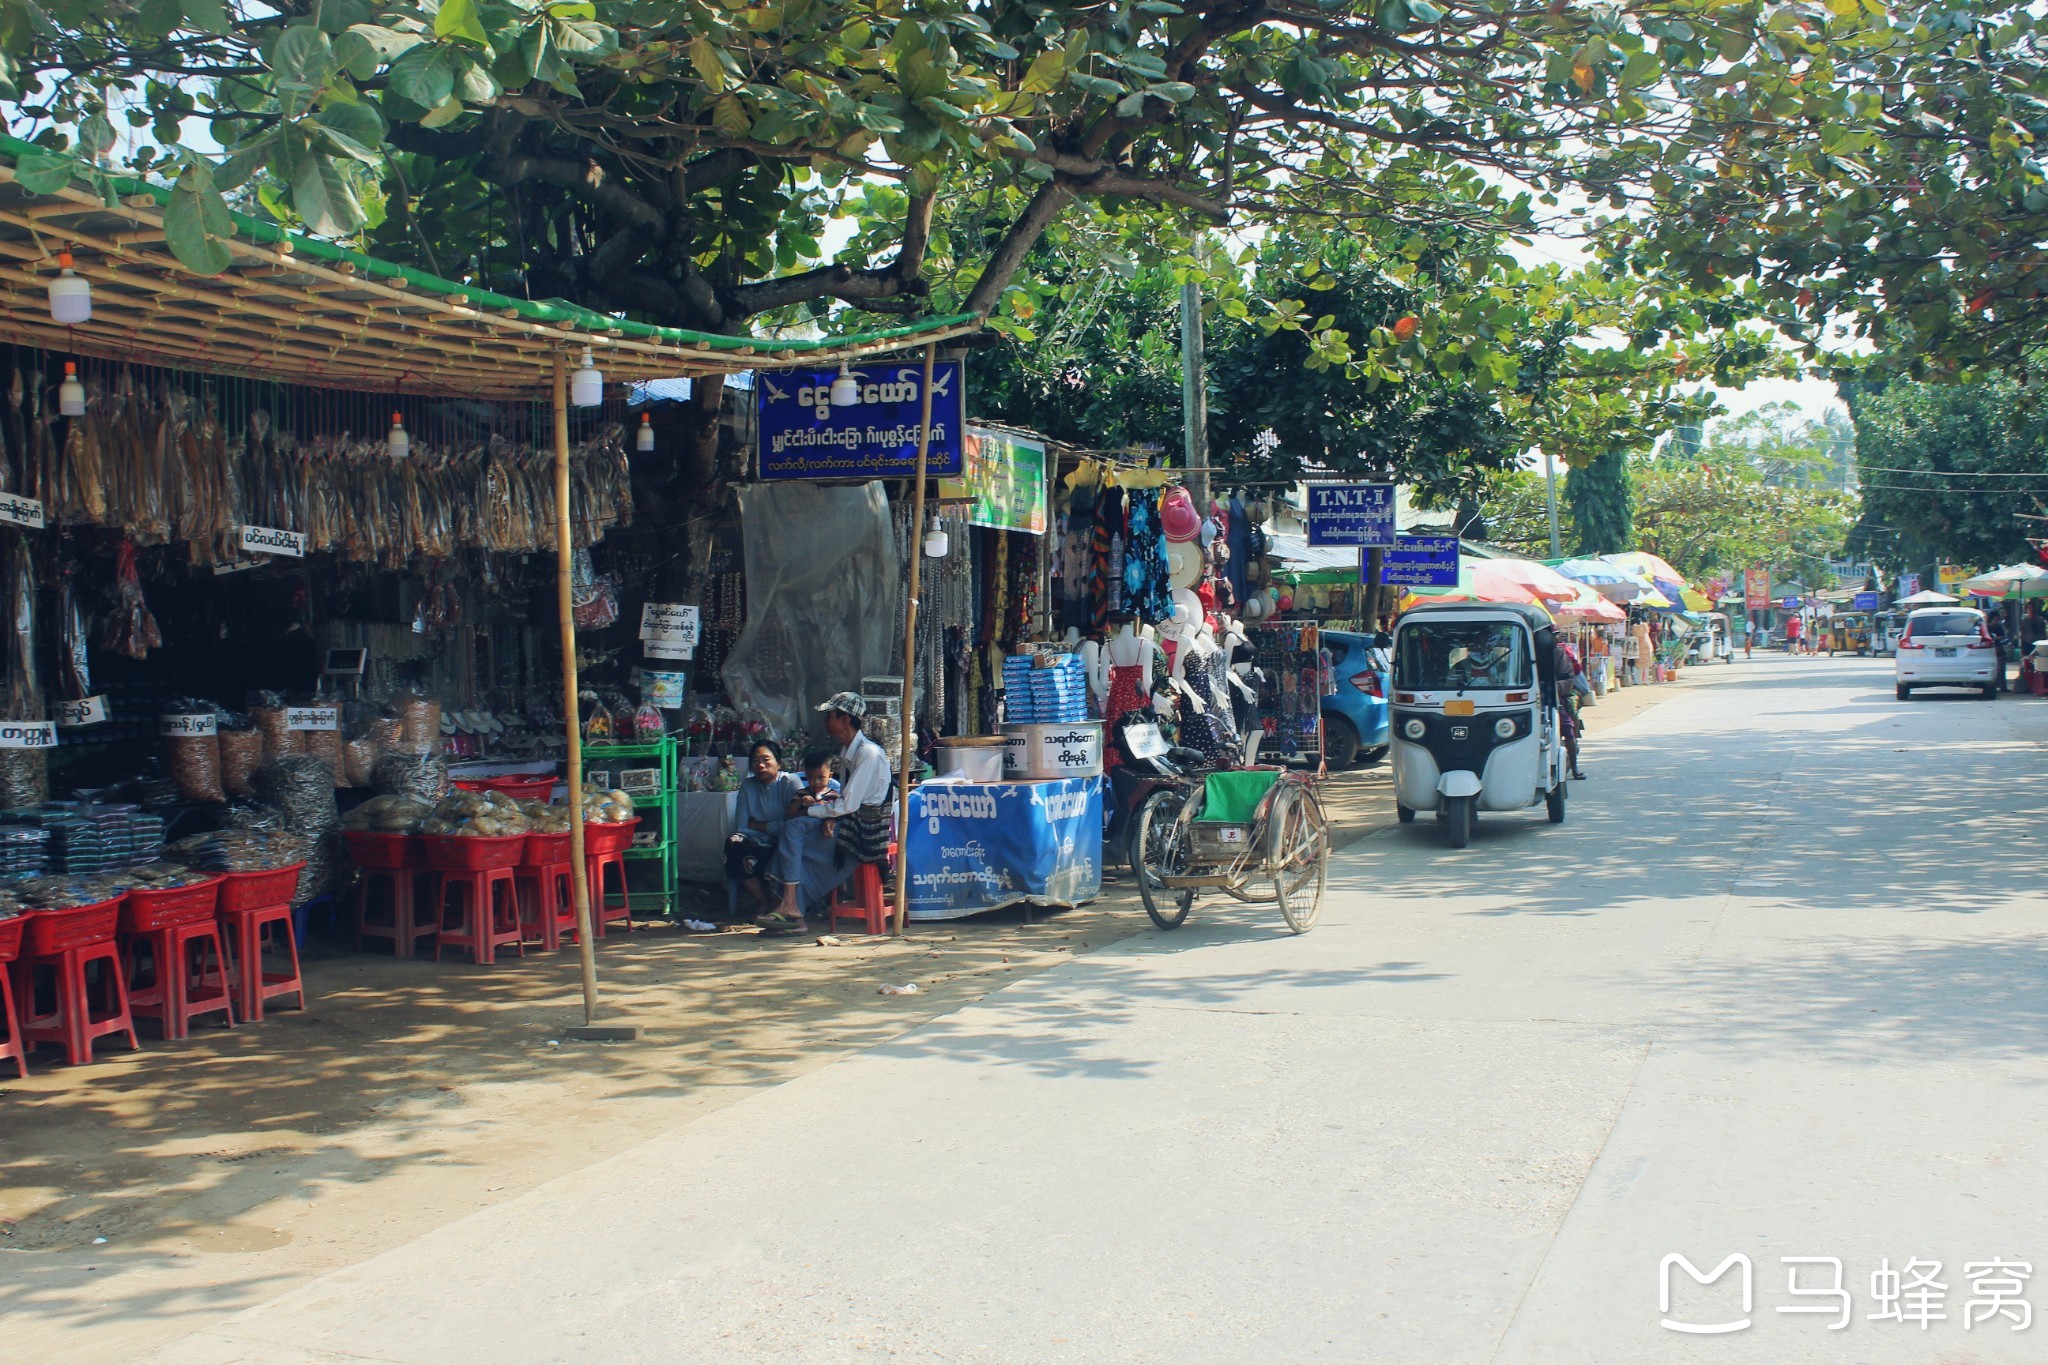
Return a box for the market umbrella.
[1484,558,1583,603]
[1552,585,1626,623]
[1960,564,2048,599]
[1604,550,1691,588]
[1553,557,1645,602]
[1897,588,1960,606]
[1400,559,1546,607]
[1679,586,1715,612]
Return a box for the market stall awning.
[0,134,979,398]
[1267,534,1363,584]
[1553,585,1627,624]
[1960,564,2048,599]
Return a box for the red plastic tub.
[453,775,559,802]
[23,898,125,955]
[582,818,639,857]
[344,831,417,870]
[218,862,306,913]
[0,913,24,963]
[419,834,527,872]
[119,876,225,933]
[520,830,573,867]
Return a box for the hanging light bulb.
[635,412,655,452]
[829,363,860,407]
[387,411,410,460]
[48,249,91,325]
[922,512,949,559]
[570,346,604,407]
[57,361,85,417]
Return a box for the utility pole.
[1541,447,1563,558]
[1181,277,1209,508]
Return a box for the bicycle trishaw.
[1128,761,1329,934]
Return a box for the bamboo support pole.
[891,342,937,937]
[554,353,601,1024]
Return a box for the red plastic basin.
[344,831,418,870]
[520,830,573,867]
[0,914,23,963]
[23,899,124,955]
[218,863,306,913]
[120,876,225,933]
[419,834,527,871]
[582,818,639,857]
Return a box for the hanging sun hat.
[1160,486,1202,542]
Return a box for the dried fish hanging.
[0,533,48,807]
[99,538,164,660]
[55,570,90,702]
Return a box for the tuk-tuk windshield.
[1397,621,1533,690]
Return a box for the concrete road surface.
[152,656,2048,1363]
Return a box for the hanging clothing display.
[1249,622,1326,759]
[1176,649,1241,766]
[1121,487,1173,623]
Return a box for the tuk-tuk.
[1833,611,1872,655]
[1389,602,1570,848]
[1871,612,1904,657]
[1686,612,1734,664]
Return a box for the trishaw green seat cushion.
[1198,769,1281,823]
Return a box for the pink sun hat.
[1159,486,1202,542]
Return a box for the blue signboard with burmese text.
[905,776,1103,920]
[1378,535,1461,587]
[1305,483,1396,547]
[755,361,964,479]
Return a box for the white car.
[1894,607,1999,699]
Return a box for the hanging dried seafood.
[99,538,164,660]
[1,533,48,807]
[55,571,89,701]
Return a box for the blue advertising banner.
[1899,572,1921,596]
[1852,590,1880,610]
[1305,483,1395,547]
[1378,534,1460,587]
[755,361,965,479]
[905,776,1103,920]
[1781,596,1801,612]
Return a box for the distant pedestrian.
[1784,615,1803,655]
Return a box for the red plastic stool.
[515,862,577,951]
[356,868,439,958]
[15,904,139,1066]
[0,915,28,1078]
[434,867,525,964]
[828,842,898,935]
[217,905,306,1022]
[126,920,235,1040]
[584,851,631,937]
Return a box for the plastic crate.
[419,834,526,871]
[344,831,418,870]
[582,818,639,857]
[23,898,124,954]
[218,862,307,913]
[120,876,225,933]
[0,913,23,962]
[521,830,573,866]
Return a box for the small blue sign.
[1781,595,1801,612]
[1378,535,1460,587]
[756,361,964,479]
[1306,483,1395,548]
[1852,591,1880,611]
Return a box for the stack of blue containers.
[1003,653,1088,724]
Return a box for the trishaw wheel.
[1446,794,1475,849]
[1133,788,1195,930]
[1268,784,1328,935]
[1546,781,1566,824]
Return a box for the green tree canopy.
[1846,375,2047,571]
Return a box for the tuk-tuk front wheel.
[1546,782,1567,824]
[1396,802,1416,824]
[1445,794,1475,848]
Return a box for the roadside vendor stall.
[0,137,978,1054]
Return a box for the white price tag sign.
[639,602,701,645]
[0,493,46,530]
[54,696,108,727]
[160,712,218,737]
[238,524,306,558]
[285,706,339,731]
[644,640,695,661]
[0,719,57,749]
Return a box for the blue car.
[1320,628,1391,767]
